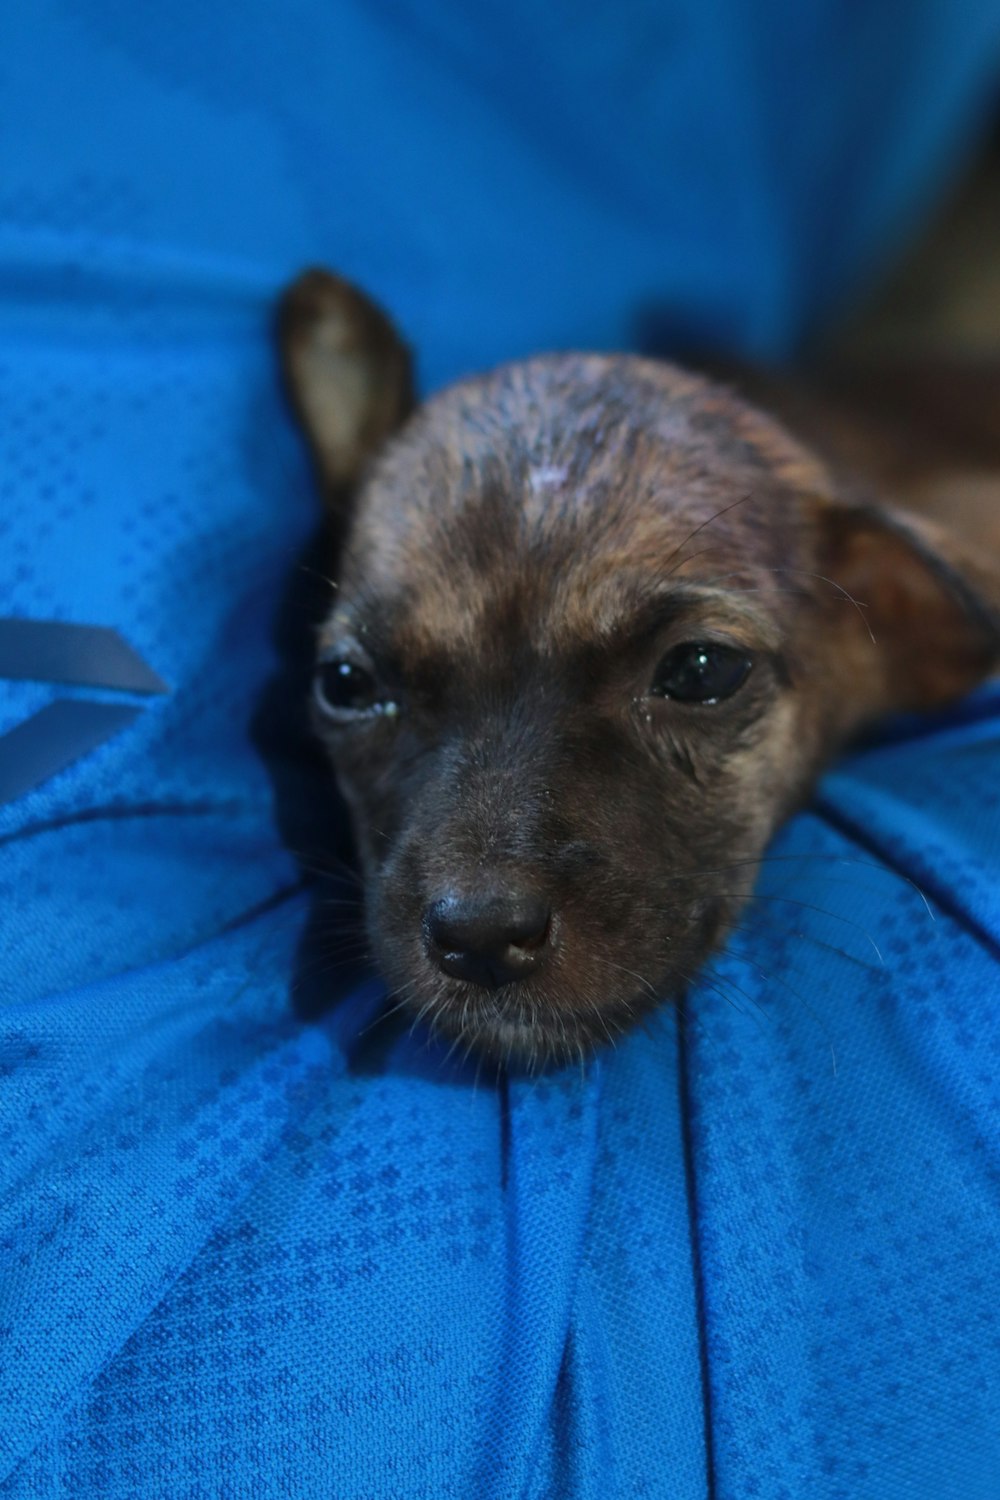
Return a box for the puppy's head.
[280,270,1000,1066]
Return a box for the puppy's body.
[281,272,1000,1066]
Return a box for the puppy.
[279,270,1000,1066]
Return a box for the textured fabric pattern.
[3,4,1000,1496]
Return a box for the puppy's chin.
[391,972,664,1070]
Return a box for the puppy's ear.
[279,268,414,511]
[817,498,1000,713]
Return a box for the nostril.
[501,896,551,951]
[423,889,552,990]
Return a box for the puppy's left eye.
[315,657,396,719]
[651,642,753,704]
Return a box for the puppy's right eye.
[651,641,753,704]
[314,657,395,719]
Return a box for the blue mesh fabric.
[2,3,1000,1495]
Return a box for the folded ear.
[817,498,1000,714]
[279,268,414,514]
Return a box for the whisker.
[357,979,423,1036]
[669,961,755,1028]
[589,952,660,1005]
[290,853,365,889]
[738,564,876,644]
[724,946,839,1074]
[724,919,882,976]
[651,852,932,913]
[701,961,772,1023]
[720,893,885,963]
[298,563,339,594]
[660,489,760,576]
[640,891,887,965]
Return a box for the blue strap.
[0,619,168,694]
[0,619,168,802]
[0,699,144,803]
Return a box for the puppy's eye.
[314,657,396,719]
[651,642,753,704]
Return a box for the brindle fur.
[279,269,1000,1067]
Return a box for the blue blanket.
[3,4,1000,1495]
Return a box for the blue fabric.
[2,3,1000,1495]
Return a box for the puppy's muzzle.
[422,887,552,991]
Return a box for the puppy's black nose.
[423,889,551,990]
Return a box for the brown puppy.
[279,269,1000,1067]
